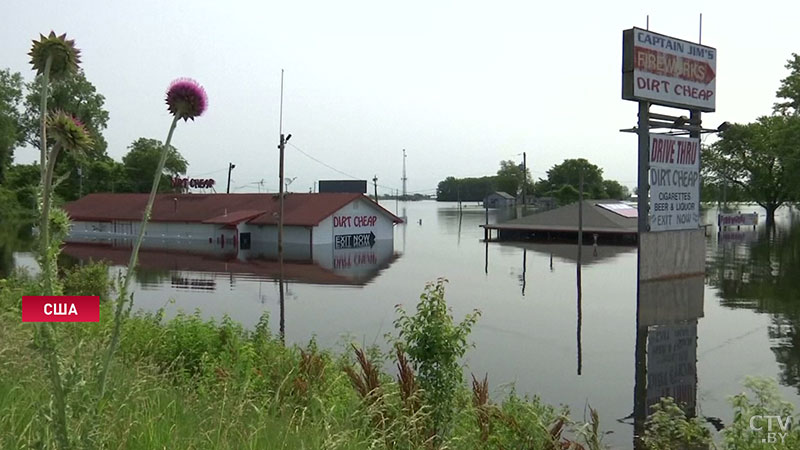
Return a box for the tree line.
[703,53,800,225]
[436,53,800,224]
[436,158,630,205]
[0,68,189,222]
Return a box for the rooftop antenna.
[646,14,649,30]
[401,149,407,200]
[699,13,703,44]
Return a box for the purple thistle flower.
[48,110,93,152]
[166,78,207,121]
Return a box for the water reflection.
[633,276,704,448]
[9,202,800,449]
[493,242,636,267]
[62,240,400,287]
[706,213,800,391]
[0,223,34,279]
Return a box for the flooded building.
[483,191,516,208]
[482,200,638,244]
[64,192,403,263]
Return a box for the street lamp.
[227,162,236,194]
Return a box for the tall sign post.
[622,27,716,281]
[623,26,715,448]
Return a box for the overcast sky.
[3,1,798,195]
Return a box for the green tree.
[704,115,800,226]
[436,175,496,201]
[495,160,530,197]
[602,179,629,200]
[23,69,108,155]
[0,69,24,184]
[121,138,188,193]
[553,184,581,206]
[542,158,605,199]
[775,53,800,116]
[22,69,109,201]
[5,163,39,213]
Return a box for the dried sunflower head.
[29,31,81,80]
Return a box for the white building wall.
[237,224,312,261]
[313,197,395,245]
[68,197,396,263]
[68,220,238,253]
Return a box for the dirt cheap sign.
[649,134,700,232]
[623,28,716,111]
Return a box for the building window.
[240,232,251,250]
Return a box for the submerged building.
[481,200,638,244]
[64,192,403,263]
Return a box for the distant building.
[318,180,367,194]
[483,191,516,208]
[481,199,638,244]
[64,192,402,262]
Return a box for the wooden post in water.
[577,170,583,375]
[521,248,527,296]
[484,203,489,241]
[578,170,584,260]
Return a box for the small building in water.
[481,200,638,244]
[64,192,403,263]
[483,191,516,208]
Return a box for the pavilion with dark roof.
[480,200,638,244]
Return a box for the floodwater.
[9,201,800,448]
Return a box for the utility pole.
[401,149,407,200]
[278,134,291,257]
[277,69,292,272]
[226,162,236,194]
[277,69,289,343]
[372,175,379,203]
[522,151,527,206]
[578,169,584,258]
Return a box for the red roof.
[202,209,267,225]
[64,193,403,226]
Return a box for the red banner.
[22,296,100,322]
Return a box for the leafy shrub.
[392,278,480,438]
[642,397,711,450]
[62,260,111,302]
[722,377,800,449]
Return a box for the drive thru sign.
[623,28,717,112]
[648,134,700,231]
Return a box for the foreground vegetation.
[4,27,800,450]
[3,266,800,449]
[1,273,603,449]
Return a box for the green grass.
[8,267,800,449]
[0,271,586,449]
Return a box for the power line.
[191,167,228,177]
[288,143,363,181]
[288,142,408,192]
[286,142,450,195]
